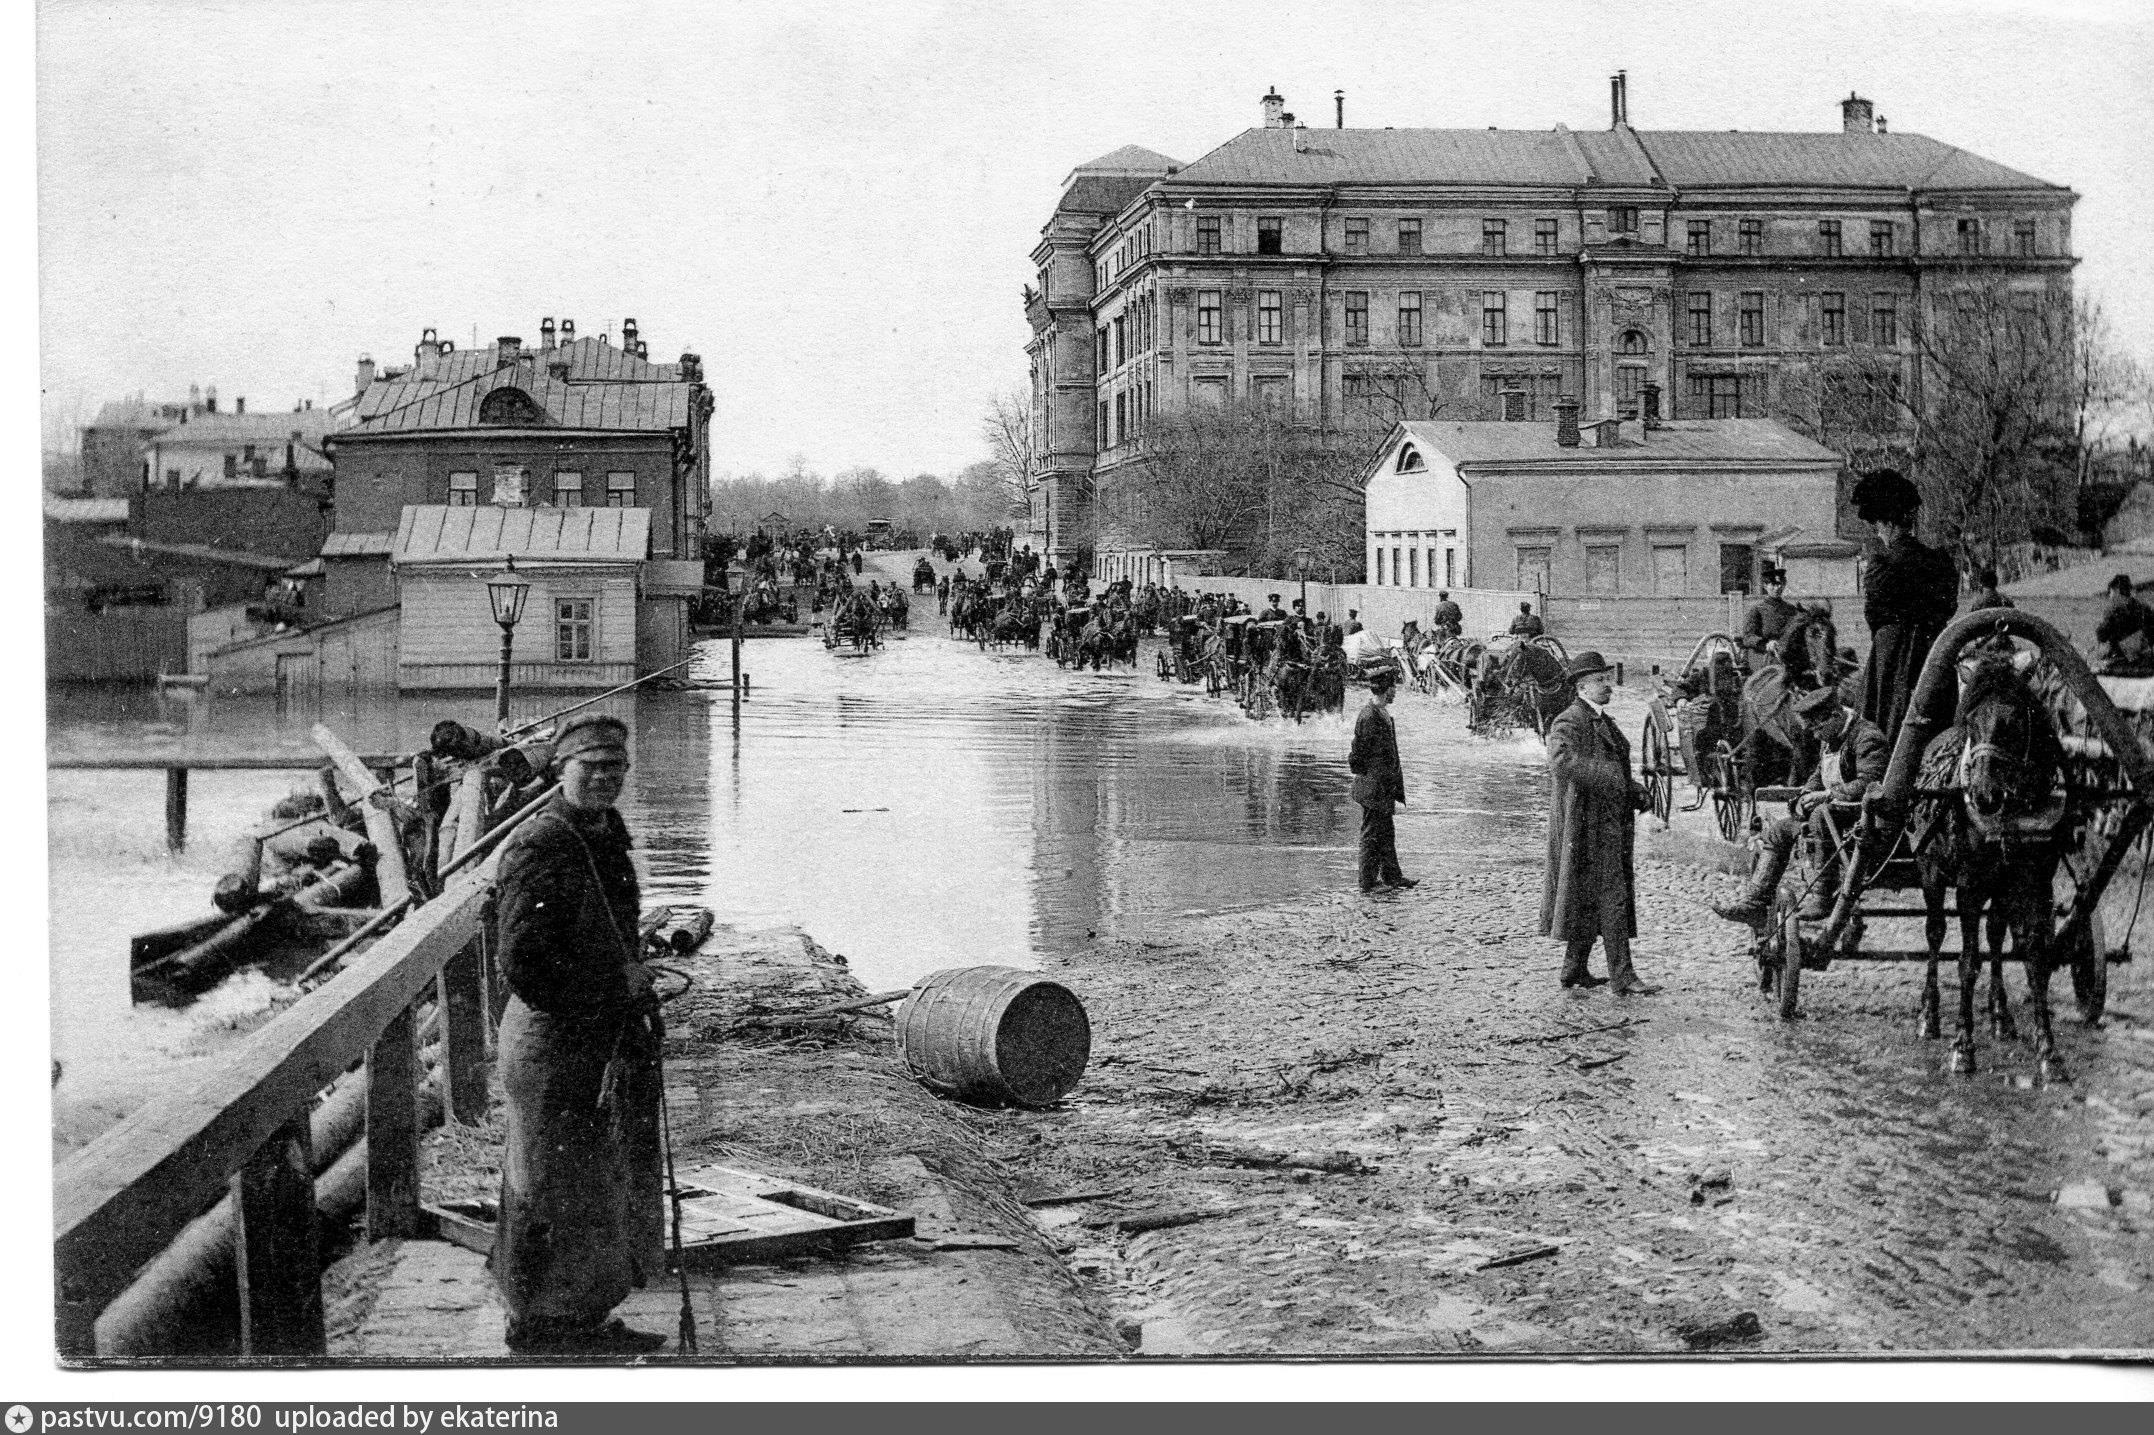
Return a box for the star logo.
[5,1405,32,1434]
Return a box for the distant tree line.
[707,456,1022,541]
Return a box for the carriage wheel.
[2069,910,2109,1025]
[1466,689,1488,732]
[1641,717,1674,826]
[1776,900,1804,1021]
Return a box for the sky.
[31,0,2154,483]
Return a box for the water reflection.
[47,633,1550,1087]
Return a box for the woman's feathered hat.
[1851,468,1922,524]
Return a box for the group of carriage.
[1635,606,2138,1067]
[1152,614,1354,722]
[820,584,909,653]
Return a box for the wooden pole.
[311,724,409,907]
[438,768,492,1124]
[164,768,188,850]
[732,592,744,719]
[363,1004,422,1240]
[231,1112,324,1357]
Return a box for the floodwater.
[46,619,1546,1093]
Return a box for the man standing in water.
[492,714,666,1355]
[1540,653,1656,993]
[1349,667,1416,894]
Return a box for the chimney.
[1610,70,1630,127]
[235,396,245,415]
[1293,121,1309,153]
[1335,90,1344,128]
[497,336,522,367]
[204,385,218,414]
[1261,87,1286,129]
[355,355,375,395]
[1841,92,1874,134]
[189,383,201,412]
[1875,114,1887,134]
[1553,396,1582,448]
[622,317,639,352]
[541,317,557,350]
[416,327,441,365]
[1642,382,1661,428]
[561,318,576,344]
[679,352,702,384]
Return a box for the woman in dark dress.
[1854,470,1959,753]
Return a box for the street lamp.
[1292,545,1313,619]
[486,554,531,725]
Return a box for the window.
[1409,548,1419,587]
[1873,296,1898,347]
[1444,548,1456,588]
[1197,290,1222,345]
[1619,329,1648,355]
[1096,328,1108,372]
[1870,220,1895,258]
[1392,546,1403,585]
[1958,217,1981,255]
[553,471,583,507]
[448,471,478,507]
[1482,218,1506,256]
[1822,291,1846,346]
[1516,546,1551,592]
[1535,291,1559,346]
[1535,218,1558,255]
[1257,290,1282,345]
[1718,543,1756,595]
[606,471,636,507]
[1344,291,1369,346]
[1344,217,1368,255]
[2014,220,2037,256]
[1690,374,1744,419]
[1481,291,1507,346]
[1196,216,1221,256]
[1687,220,1712,257]
[1373,547,1384,585]
[1609,206,1638,235]
[1397,291,1422,346]
[1502,390,1527,422]
[1739,291,1765,347]
[1739,219,1762,256]
[1652,545,1689,595]
[1397,218,1422,255]
[1585,544,1621,596]
[555,598,594,662]
[1113,392,1126,446]
[1616,366,1644,415]
[1818,219,1843,257]
[1097,402,1108,447]
[223,454,238,480]
[1257,216,1284,255]
[1687,291,1713,347]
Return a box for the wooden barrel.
[895,966,1091,1108]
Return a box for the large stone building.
[1026,79,2077,572]
[78,386,340,498]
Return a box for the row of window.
[1684,290,1899,348]
[1099,292,1159,372]
[445,470,637,508]
[1098,380,1158,451]
[1371,541,1461,590]
[1501,540,1763,597]
[1189,288,1564,348]
[1206,214,1568,259]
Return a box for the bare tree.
[980,388,1040,512]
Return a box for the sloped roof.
[44,497,129,524]
[343,362,693,435]
[1072,144,1182,177]
[392,504,651,564]
[149,409,340,449]
[1165,125,2063,192]
[1393,418,1841,468]
[321,531,396,557]
[96,533,294,572]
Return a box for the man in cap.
[1713,687,1890,926]
[1740,566,1801,675]
[491,714,666,1354]
[1509,601,1544,637]
[1429,590,1464,643]
[1348,666,1416,893]
[1261,593,1289,624]
[2094,573,2154,673]
[1539,652,1655,993]
[1852,468,1958,751]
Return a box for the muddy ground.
[973,855,2154,1357]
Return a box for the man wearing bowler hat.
[1540,652,1656,993]
[1349,666,1416,893]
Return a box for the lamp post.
[486,554,531,726]
[1292,545,1313,619]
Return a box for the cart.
[1754,610,2141,1028]
[1465,634,1571,737]
[1640,632,1749,837]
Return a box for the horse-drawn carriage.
[912,556,937,593]
[1462,633,1574,736]
[822,596,883,654]
[1241,620,1316,723]
[1741,611,2140,1079]
[1639,633,1751,838]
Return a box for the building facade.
[80,387,340,498]
[1028,82,2077,569]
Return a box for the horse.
[1470,636,1572,735]
[1914,655,2070,1080]
[1735,606,1841,788]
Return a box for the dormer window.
[1397,444,1426,473]
[1609,206,1639,235]
[478,386,548,426]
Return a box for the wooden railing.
[54,757,522,1359]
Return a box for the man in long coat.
[1539,652,1656,993]
[491,715,666,1355]
[1740,566,1801,675]
[1854,469,1958,751]
[1348,667,1416,893]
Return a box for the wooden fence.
[47,606,189,684]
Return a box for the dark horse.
[1914,655,2070,1080]
[1470,636,1572,735]
[1737,605,1841,787]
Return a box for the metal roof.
[44,497,129,524]
[391,504,651,564]
[344,364,692,436]
[321,531,396,557]
[95,533,295,572]
[1165,125,2062,192]
[1392,418,1842,468]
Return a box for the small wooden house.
[392,505,651,691]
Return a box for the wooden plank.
[48,754,408,771]
[54,854,496,1323]
[437,940,489,1124]
[231,1113,325,1357]
[452,768,488,860]
[365,1004,422,1240]
[312,723,409,907]
[163,768,188,850]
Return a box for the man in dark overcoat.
[1509,601,1544,637]
[1539,652,1656,993]
[1740,566,1801,674]
[1348,667,1416,893]
[491,715,666,1355]
[1854,469,1958,752]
